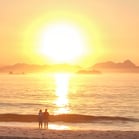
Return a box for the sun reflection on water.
[49,124,70,130]
[54,73,71,114]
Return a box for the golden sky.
[0,0,138,67]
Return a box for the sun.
[37,22,86,64]
[22,11,102,66]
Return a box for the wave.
[0,114,138,123]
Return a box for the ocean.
[0,73,139,130]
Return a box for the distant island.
[91,60,139,73]
[0,63,81,74]
[0,59,139,74]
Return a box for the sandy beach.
[0,126,138,139]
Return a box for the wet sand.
[0,126,139,139]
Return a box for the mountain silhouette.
[92,60,139,73]
[0,60,138,74]
[0,63,80,74]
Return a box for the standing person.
[38,109,43,129]
[43,109,49,129]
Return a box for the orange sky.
[0,0,139,67]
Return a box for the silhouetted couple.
[38,109,49,129]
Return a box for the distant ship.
[9,71,25,75]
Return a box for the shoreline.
[0,126,139,139]
[0,113,136,122]
[1,113,139,131]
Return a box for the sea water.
[0,73,139,130]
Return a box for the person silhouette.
[38,109,43,129]
[43,109,49,129]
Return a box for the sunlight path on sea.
[53,73,71,114]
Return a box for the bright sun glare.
[38,22,86,63]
